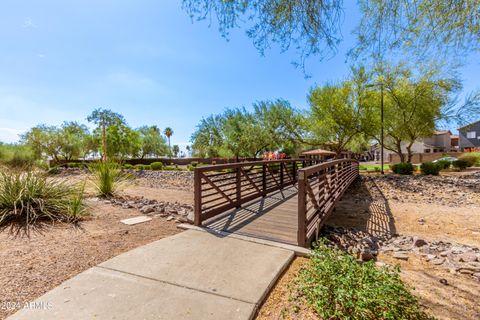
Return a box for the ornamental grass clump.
[295,240,432,320]
[89,161,130,197]
[0,170,87,230]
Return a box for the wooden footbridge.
[194,159,359,247]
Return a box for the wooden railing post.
[292,161,297,182]
[280,162,284,188]
[194,169,202,226]
[236,166,241,208]
[262,164,267,196]
[297,169,307,247]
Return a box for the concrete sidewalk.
[9,229,295,320]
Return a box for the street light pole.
[380,82,384,175]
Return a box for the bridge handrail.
[297,159,359,247]
[193,158,322,226]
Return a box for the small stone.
[459,253,478,263]
[187,211,194,223]
[439,279,448,285]
[140,205,155,214]
[360,250,374,261]
[472,273,480,281]
[412,237,428,247]
[430,257,445,266]
[425,254,436,261]
[393,252,409,260]
[166,216,174,221]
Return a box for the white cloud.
[23,18,37,29]
[0,127,24,143]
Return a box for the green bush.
[458,154,479,167]
[0,144,36,169]
[190,161,199,167]
[452,159,469,170]
[134,164,146,170]
[143,164,152,170]
[0,170,87,229]
[295,240,431,320]
[435,159,451,170]
[123,163,133,169]
[150,162,164,170]
[391,162,415,175]
[89,161,129,197]
[420,162,441,175]
[67,162,79,168]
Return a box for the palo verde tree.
[307,68,377,158]
[182,0,343,73]
[191,114,224,158]
[87,108,125,161]
[354,0,480,62]
[137,125,168,158]
[369,63,480,163]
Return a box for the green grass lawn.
[359,164,391,171]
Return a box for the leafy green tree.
[368,64,479,163]
[137,126,168,158]
[354,0,480,62]
[21,125,62,161]
[307,69,377,158]
[172,145,180,157]
[87,108,125,161]
[57,122,91,160]
[99,123,141,160]
[182,0,343,72]
[191,115,224,158]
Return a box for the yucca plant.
[88,161,129,197]
[0,170,88,231]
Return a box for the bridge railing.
[297,159,359,247]
[193,159,321,226]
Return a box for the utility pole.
[380,82,384,175]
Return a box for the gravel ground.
[0,201,180,319]
[258,171,480,320]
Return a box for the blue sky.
[0,1,479,149]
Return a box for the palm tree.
[164,127,173,156]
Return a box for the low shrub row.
[391,162,415,175]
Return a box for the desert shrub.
[391,162,414,175]
[123,163,133,169]
[452,159,469,170]
[420,162,441,175]
[0,170,87,229]
[67,162,79,168]
[435,159,451,170]
[458,154,479,167]
[143,164,152,170]
[134,164,146,170]
[89,161,129,197]
[46,166,61,175]
[150,162,164,170]
[190,161,199,167]
[296,240,432,320]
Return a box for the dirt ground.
[0,188,185,319]
[257,171,480,320]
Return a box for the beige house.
[371,130,459,162]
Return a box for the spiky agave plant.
[0,170,88,231]
[88,161,129,197]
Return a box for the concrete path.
[9,229,295,320]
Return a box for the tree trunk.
[406,143,414,163]
[394,140,405,163]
